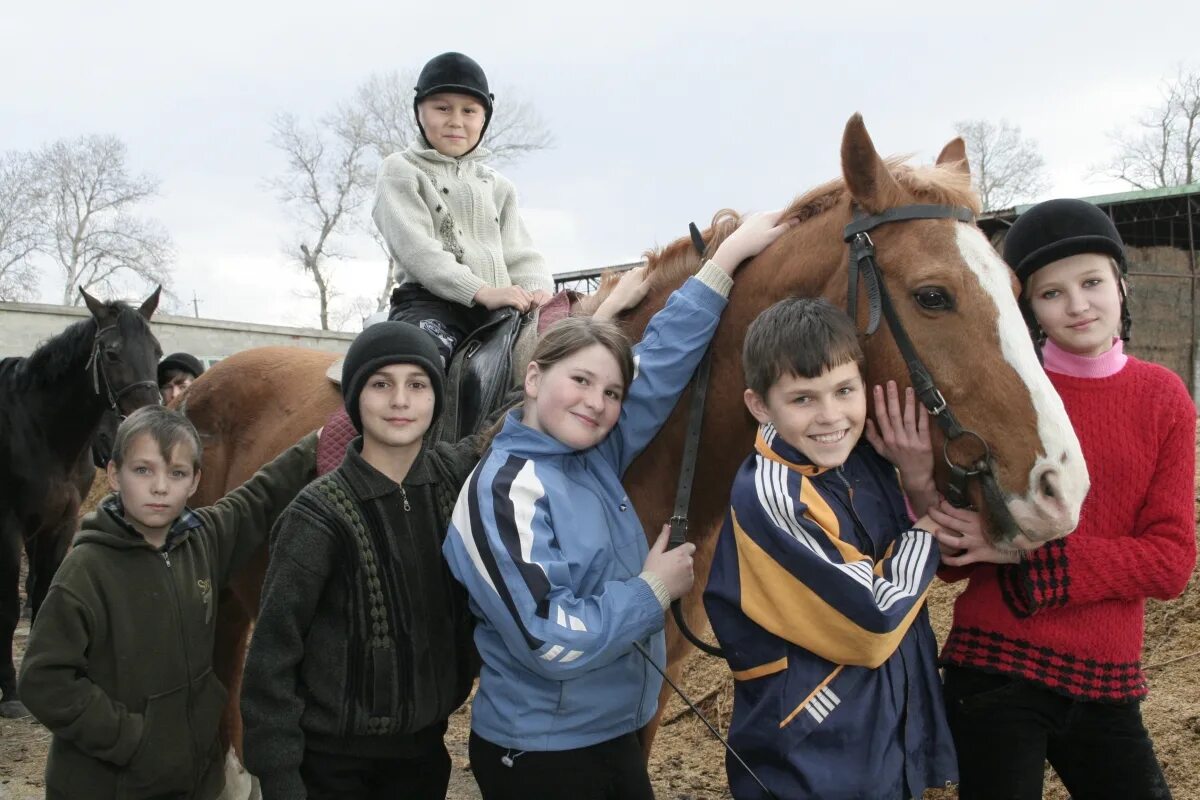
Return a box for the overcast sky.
[5,0,1197,330]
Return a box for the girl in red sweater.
[930,198,1196,800]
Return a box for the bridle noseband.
[84,321,161,418]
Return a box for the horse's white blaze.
[954,226,1089,538]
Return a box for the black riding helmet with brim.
[1003,197,1132,344]
[413,52,495,156]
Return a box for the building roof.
[979,183,1200,250]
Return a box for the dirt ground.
[3,469,1199,800]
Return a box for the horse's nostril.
[1039,470,1058,500]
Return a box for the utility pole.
[192,291,201,319]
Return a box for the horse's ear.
[139,286,162,320]
[936,137,970,175]
[841,114,904,213]
[80,288,108,321]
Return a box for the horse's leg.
[26,517,72,623]
[217,549,268,759]
[214,590,252,756]
[0,513,26,716]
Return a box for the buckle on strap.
[668,515,690,549]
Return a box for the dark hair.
[530,317,635,390]
[743,297,864,396]
[158,367,194,387]
[111,405,203,471]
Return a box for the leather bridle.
[84,321,161,417]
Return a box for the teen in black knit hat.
[242,320,482,800]
[340,321,445,433]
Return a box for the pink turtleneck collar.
[1042,337,1128,379]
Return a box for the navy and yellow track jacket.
[703,425,957,799]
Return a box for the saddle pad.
[316,406,356,476]
[537,291,572,335]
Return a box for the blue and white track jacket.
[703,426,957,799]
[443,264,731,751]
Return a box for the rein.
[844,205,1021,530]
[83,321,160,417]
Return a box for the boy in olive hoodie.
[19,405,317,800]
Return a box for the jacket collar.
[754,424,830,476]
[404,141,491,167]
[81,495,203,551]
[339,437,434,500]
[492,409,580,458]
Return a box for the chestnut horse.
[183,115,1088,761]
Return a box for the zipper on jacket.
[834,468,878,559]
[161,552,198,785]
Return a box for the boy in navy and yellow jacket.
[703,298,957,799]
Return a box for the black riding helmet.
[1003,198,1131,344]
[413,52,495,155]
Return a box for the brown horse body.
[186,116,1088,756]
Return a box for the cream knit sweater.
[372,143,553,306]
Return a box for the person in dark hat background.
[929,198,1195,800]
[372,51,555,367]
[158,352,205,405]
[240,321,486,800]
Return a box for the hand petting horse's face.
[80,286,165,415]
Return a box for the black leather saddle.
[435,308,530,444]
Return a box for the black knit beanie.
[341,322,445,433]
[158,352,205,386]
[413,52,494,154]
[1004,198,1131,343]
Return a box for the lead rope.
[633,641,778,800]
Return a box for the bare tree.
[268,110,373,330]
[271,70,554,324]
[35,135,173,305]
[0,151,42,301]
[954,119,1050,211]
[1100,66,1200,189]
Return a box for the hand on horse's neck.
[361,438,423,488]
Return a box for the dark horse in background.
[0,288,163,717]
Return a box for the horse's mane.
[13,301,149,389]
[638,157,979,291]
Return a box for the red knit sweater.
[940,354,1196,702]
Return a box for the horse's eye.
[914,287,952,311]
[103,348,120,362]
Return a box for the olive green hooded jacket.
[18,432,317,800]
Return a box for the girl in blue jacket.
[442,211,794,800]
